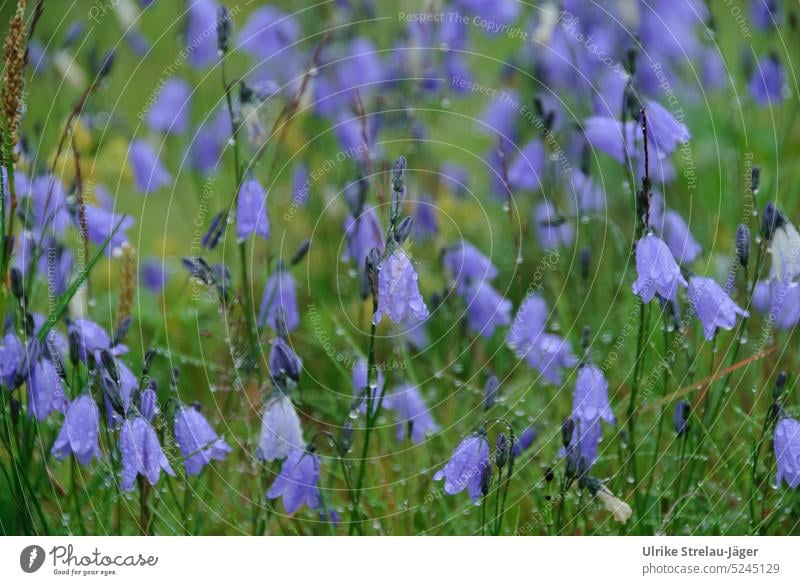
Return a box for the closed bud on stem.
[9,267,23,300]
[674,399,691,436]
[68,329,81,365]
[216,6,231,54]
[142,347,156,376]
[394,216,413,245]
[366,247,381,299]
[480,463,492,497]
[544,466,555,482]
[290,239,311,266]
[751,165,760,193]
[736,224,750,269]
[761,202,783,241]
[774,371,788,400]
[495,433,508,469]
[561,417,575,449]
[579,247,591,281]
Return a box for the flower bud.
[751,165,760,193]
[394,216,413,245]
[480,464,492,497]
[216,6,231,54]
[495,433,509,469]
[761,202,783,241]
[290,239,311,266]
[736,224,750,269]
[483,375,499,411]
[9,267,24,300]
[579,247,591,280]
[561,417,575,449]
[774,371,788,400]
[673,399,691,436]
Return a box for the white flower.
[257,394,304,462]
[769,221,800,282]
[597,487,633,523]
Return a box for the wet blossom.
[186,0,220,68]
[351,359,385,415]
[571,365,615,424]
[68,318,127,363]
[268,338,302,386]
[462,280,512,338]
[174,404,231,475]
[140,385,158,422]
[442,240,498,292]
[512,426,537,457]
[767,214,800,282]
[433,434,490,502]
[129,140,171,194]
[752,279,800,330]
[507,294,547,359]
[384,384,438,444]
[147,78,191,134]
[0,331,24,388]
[257,393,303,462]
[343,207,384,270]
[27,358,67,420]
[267,447,322,514]
[508,140,545,193]
[258,265,298,331]
[237,177,270,242]
[774,416,800,489]
[748,56,787,107]
[688,276,749,340]
[82,204,134,251]
[374,249,429,325]
[51,394,101,465]
[563,416,603,467]
[534,201,573,249]
[119,416,175,491]
[524,333,577,386]
[632,233,688,303]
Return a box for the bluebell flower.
[534,201,573,249]
[82,203,134,252]
[643,100,691,156]
[147,78,192,134]
[571,364,615,424]
[753,279,800,330]
[374,249,429,325]
[442,240,498,293]
[688,276,749,340]
[51,394,101,465]
[568,170,605,215]
[583,116,637,164]
[40,239,72,295]
[478,90,520,138]
[129,140,171,194]
[257,393,303,462]
[267,447,321,514]
[384,384,438,444]
[351,358,385,416]
[186,0,220,68]
[68,318,127,363]
[749,56,787,107]
[174,404,231,475]
[657,209,702,265]
[258,265,298,331]
[0,330,25,388]
[433,434,490,502]
[268,338,302,386]
[140,258,168,292]
[632,233,688,303]
[752,0,781,31]
[27,358,67,420]
[119,416,175,491]
[524,333,578,386]
[774,416,800,489]
[20,174,71,236]
[507,294,548,359]
[508,140,545,193]
[235,7,299,61]
[462,280,512,338]
[512,426,537,457]
[236,177,270,242]
[140,385,158,422]
[190,108,231,176]
[412,196,438,241]
[563,416,603,468]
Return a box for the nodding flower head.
[442,240,498,293]
[632,233,688,303]
[119,416,175,491]
[674,400,691,436]
[384,384,438,445]
[765,206,800,282]
[774,416,800,489]
[174,404,231,475]
[257,392,304,462]
[51,394,101,465]
[268,337,302,388]
[571,364,615,424]
[688,276,749,340]
[433,434,490,503]
[373,249,429,325]
[236,177,270,242]
[267,447,322,514]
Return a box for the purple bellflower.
[343,206,385,270]
[51,394,101,465]
[534,201,574,249]
[433,434,490,503]
[571,364,615,424]
[119,416,175,491]
[257,393,304,462]
[774,416,800,489]
[373,249,429,325]
[258,265,299,332]
[384,384,438,444]
[147,78,192,134]
[749,56,787,107]
[442,240,498,293]
[0,330,24,388]
[27,358,67,420]
[524,333,578,386]
[462,279,512,338]
[351,359,385,416]
[267,447,322,514]
[129,140,171,194]
[186,0,220,68]
[632,233,688,303]
[507,294,547,359]
[174,404,231,475]
[688,276,749,340]
[237,177,270,242]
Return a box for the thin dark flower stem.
[71,457,86,534]
[626,299,648,497]
[492,466,503,535]
[749,409,773,528]
[643,319,672,511]
[480,495,488,536]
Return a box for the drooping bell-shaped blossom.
[139,385,158,422]
[174,404,231,475]
[351,358,385,416]
[658,210,702,265]
[186,0,219,69]
[774,416,800,489]
[51,394,101,465]
[512,426,537,457]
[507,294,548,359]
[642,100,691,157]
[569,170,605,215]
[752,279,800,330]
[374,249,429,325]
[563,416,603,467]
[119,416,175,491]
[257,393,303,462]
[534,201,574,249]
[440,162,469,198]
[632,233,688,303]
[768,217,800,282]
[236,177,270,242]
[343,206,384,270]
[235,6,299,61]
[752,0,781,31]
[258,265,298,332]
[524,333,578,386]
[583,116,637,164]
[82,204,134,251]
[384,384,438,444]
[433,434,490,502]
[0,330,25,388]
[20,174,71,236]
[462,280,512,339]
[749,56,787,107]
[268,338,302,386]
[507,139,545,193]
[147,78,192,134]
[190,108,231,176]
[38,238,72,295]
[688,276,749,340]
[478,89,520,138]
[571,364,615,424]
[140,258,168,293]
[129,140,171,194]
[68,318,127,363]
[27,358,67,420]
[442,240,498,293]
[267,447,322,514]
